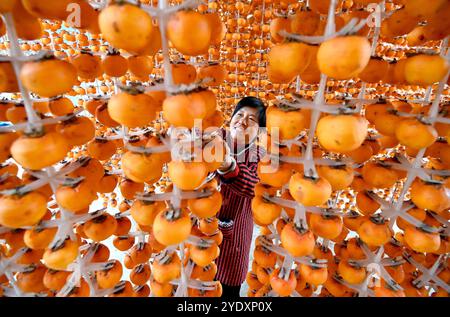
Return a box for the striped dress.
[215,136,263,286]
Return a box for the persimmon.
[20,0,77,19]
[191,262,217,281]
[299,262,328,286]
[356,191,380,216]
[0,132,18,162]
[300,45,321,84]
[108,89,157,128]
[162,91,208,128]
[113,215,131,236]
[11,130,69,170]
[288,173,332,207]
[43,238,79,270]
[317,114,368,153]
[357,216,392,247]
[195,88,217,118]
[121,151,164,184]
[0,62,18,92]
[56,116,95,147]
[385,263,406,285]
[396,207,426,231]
[269,269,297,297]
[205,12,226,46]
[83,213,117,242]
[87,138,117,161]
[99,3,154,54]
[17,248,45,265]
[94,102,120,127]
[404,54,449,86]
[171,62,197,85]
[67,158,104,184]
[150,277,173,297]
[20,56,77,97]
[48,97,74,117]
[128,55,153,80]
[12,0,43,40]
[198,217,219,236]
[188,190,222,219]
[266,105,310,140]
[197,63,227,86]
[253,245,277,268]
[67,279,90,297]
[134,284,151,297]
[153,208,192,246]
[167,10,212,56]
[257,160,292,189]
[152,252,181,283]
[358,57,389,83]
[290,9,320,36]
[317,164,354,191]
[119,178,144,200]
[246,272,263,290]
[167,160,208,190]
[323,274,352,297]
[71,52,102,80]
[404,225,441,253]
[396,117,438,150]
[255,266,272,285]
[129,242,152,265]
[254,183,278,198]
[422,3,450,41]
[96,260,123,289]
[380,9,419,40]
[102,52,128,77]
[84,98,105,116]
[43,269,70,291]
[406,26,428,46]
[404,0,447,19]
[362,162,400,189]
[309,213,343,240]
[190,241,219,267]
[130,264,151,286]
[317,36,371,80]
[410,179,450,213]
[0,191,47,228]
[280,223,315,257]
[129,199,165,227]
[0,0,16,13]
[113,236,135,251]
[338,259,367,284]
[16,264,47,293]
[252,195,282,226]
[345,237,366,260]
[24,226,57,250]
[269,17,291,43]
[55,180,97,213]
[268,42,312,84]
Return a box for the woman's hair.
[231,96,266,127]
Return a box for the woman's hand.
[217,136,236,173]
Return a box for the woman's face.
[230,106,259,146]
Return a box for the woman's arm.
[219,161,259,198]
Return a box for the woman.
[215,96,266,297]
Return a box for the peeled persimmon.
[167,10,212,56]
[20,56,77,98]
[98,3,154,54]
[288,173,332,206]
[317,36,371,80]
[316,114,368,153]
